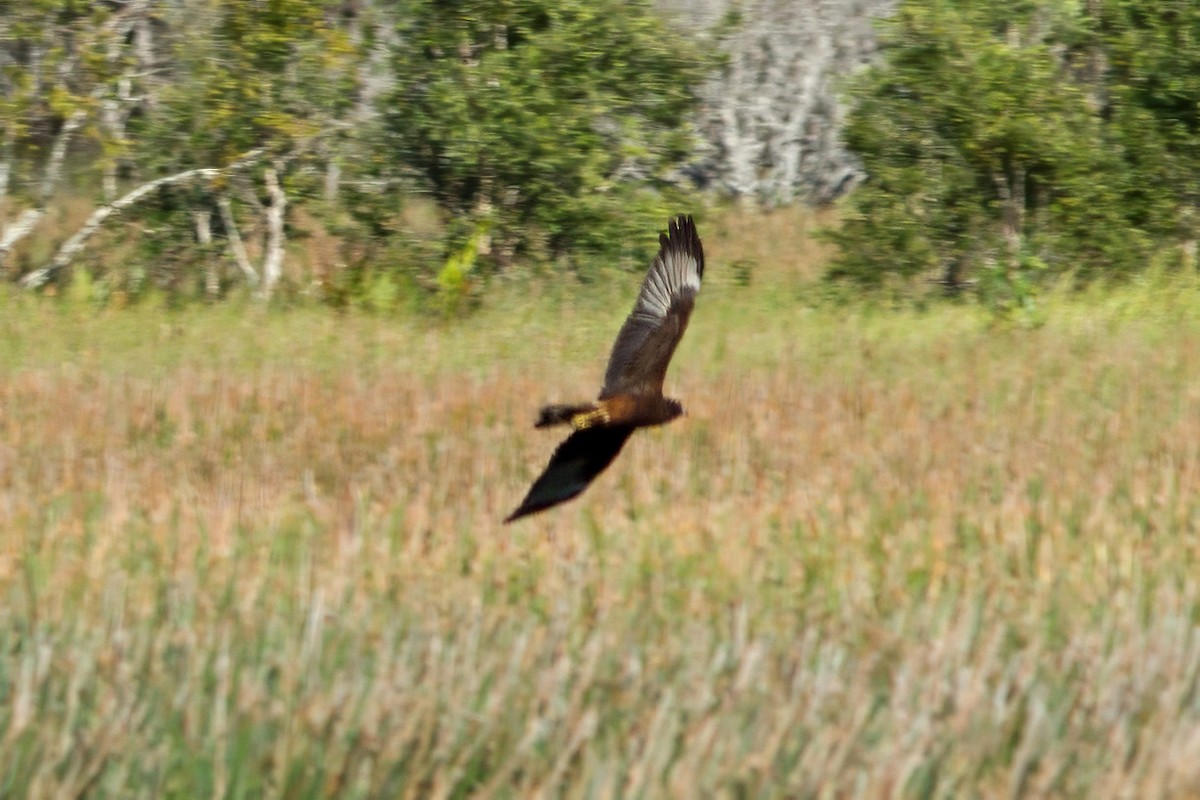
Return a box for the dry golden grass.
[3,232,1200,796]
[704,202,838,286]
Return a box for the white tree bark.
[100,2,155,200]
[194,208,218,298]
[133,15,155,82]
[660,0,896,203]
[20,148,265,289]
[216,194,260,288]
[101,100,121,202]
[38,109,86,204]
[259,162,287,301]
[0,127,12,206]
[2,0,152,268]
[0,109,87,269]
[0,210,42,266]
[324,157,341,203]
[101,27,126,202]
[100,74,135,202]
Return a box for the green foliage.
[829,0,1200,303]
[1099,0,1200,234]
[0,2,116,198]
[351,268,419,314]
[383,0,715,269]
[435,221,487,315]
[135,0,349,170]
[101,0,359,298]
[2,1,714,308]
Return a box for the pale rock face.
[660,0,897,204]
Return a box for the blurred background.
[4,0,1196,313]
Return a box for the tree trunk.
[132,12,159,113]
[993,166,1025,273]
[0,130,11,277]
[941,256,965,296]
[216,194,260,288]
[658,0,896,203]
[324,157,341,203]
[100,74,134,202]
[0,109,86,271]
[38,109,86,205]
[194,208,217,298]
[21,148,265,289]
[259,162,287,300]
[0,127,12,206]
[101,20,135,203]
[101,96,121,202]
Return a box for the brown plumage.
[506,215,704,523]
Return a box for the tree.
[827,0,1192,304]
[115,0,358,299]
[6,1,361,299]
[1098,0,1200,246]
[3,1,715,305]
[0,1,146,275]
[383,0,715,269]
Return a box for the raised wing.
[504,425,635,523]
[600,215,704,399]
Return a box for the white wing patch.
[634,244,702,320]
[599,215,705,398]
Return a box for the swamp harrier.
[505,215,704,523]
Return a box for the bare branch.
[216,194,260,288]
[20,148,266,289]
[0,109,87,269]
[18,115,338,289]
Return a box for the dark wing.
[600,215,704,399]
[504,425,635,523]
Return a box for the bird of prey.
[505,215,704,523]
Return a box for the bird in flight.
[506,215,705,523]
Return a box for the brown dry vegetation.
[2,215,1200,797]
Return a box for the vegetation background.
[3,1,1200,797]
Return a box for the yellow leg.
[570,406,610,430]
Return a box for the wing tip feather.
[662,214,704,281]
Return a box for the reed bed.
[2,266,1200,797]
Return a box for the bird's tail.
[536,402,603,429]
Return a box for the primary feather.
[601,215,704,398]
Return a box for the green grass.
[3,250,1200,797]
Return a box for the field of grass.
[3,212,1200,797]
